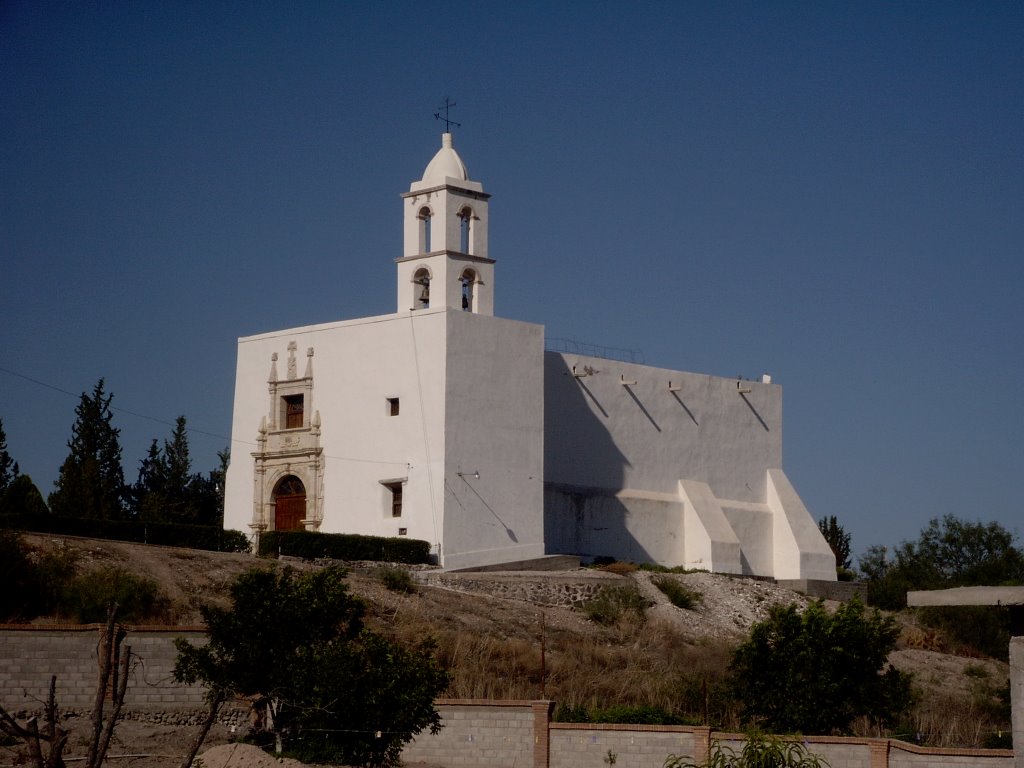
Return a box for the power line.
[0,365,407,468]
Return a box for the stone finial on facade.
[304,347,314,379]
[287,341,298,379]
[257,416,267,450]
[312,410,321,436]
[269,352,278,383]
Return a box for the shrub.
[554,703,684,725]
[378,566,417,594]
[259,529,430,564]
[581,585,651,625]
[0,530,41,620]
[58,565,172,623]
[639,563,702,574]
[652,576,702,610]
[666,732,829,768]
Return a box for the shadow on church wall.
[543,353,659,562]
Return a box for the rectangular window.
[386,397,400,416]
[284,394,304,429]
[398,527,407,536]
[383,482,403,517]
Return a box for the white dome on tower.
[421,133,469,184]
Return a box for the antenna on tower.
[434,97,461,132]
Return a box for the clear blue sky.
[2,2,1021,559]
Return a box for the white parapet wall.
[1012,637,1023,768]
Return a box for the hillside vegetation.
[12,533,1012,749]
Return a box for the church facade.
[223,134,835,580]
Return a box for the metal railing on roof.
[545,337,645,364]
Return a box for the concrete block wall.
[549,723,698,768]
[887,743,1014,767]
[0,626,207,711]
[712,735,874,768]
[401,700,538,767]
[410,704,1012,768]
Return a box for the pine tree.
[188,447,229,527]
[818,515,852,570]
[132,419,225,525]
[162,416,193,521]
[131,439,167,521]
[0,418,19,496]
[49,379,127,520]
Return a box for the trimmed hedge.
[259,529,431,564]
[0,513,251,553]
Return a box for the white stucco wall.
[440,310,546,569]
[544,354,781,500]
[543,352,833,579]
[224,309,449,549]
[224,308,547,569]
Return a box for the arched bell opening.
[460,268,478,312]
[417,207,433,253]
[413,267,431,310]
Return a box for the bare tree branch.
[178,688,227,768]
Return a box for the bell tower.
[397,133,495,315]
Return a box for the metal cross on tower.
[434,97,461,132]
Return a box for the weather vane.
[434,97,461,132]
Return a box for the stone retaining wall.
[419,571,623,607]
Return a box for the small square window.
[398,527,407,536]
[386,397,400,416]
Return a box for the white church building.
[223,133,836,580]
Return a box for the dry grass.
[361,571,738,726]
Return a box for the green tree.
[49,380,126,520]
[817,515,851,571]
[131,419,225,525]
[0,474,49,516]
[0,530,42,621]
[860,515,1024,658]
[893,515,1024,590]
[174,566,448,768]
[729,597,912,735]
[0,417,19,495]
[130,439,166,520]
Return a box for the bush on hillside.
[58,565,172,623]
[581,585,651,625]
[652,576,702,610]
[377,566,417,594]
[730,597,913,734]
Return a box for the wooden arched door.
[273,475,306,531]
